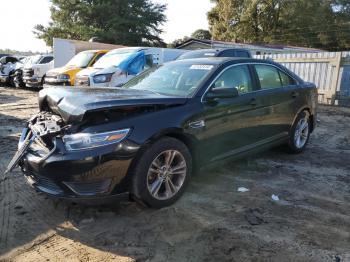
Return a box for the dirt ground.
[0,86,349,262]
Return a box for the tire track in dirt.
[4,174,14,249]
[0,174,9,250]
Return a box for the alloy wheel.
[294,116,309,149]
[146,150,187,201]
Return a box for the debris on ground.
[271,194,280,201]
[237,187,250,193]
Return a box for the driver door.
[199,64,263,162]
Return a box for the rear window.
[177,50,218,60]
[279,71,296,86]
[218,49,251,58]
[235,50,251,58]
[255,65,282,89]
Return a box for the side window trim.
[200,62,299,102]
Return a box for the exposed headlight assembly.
[93,73,113,84]
[63,129,130,151]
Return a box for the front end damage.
[7,111,138,202]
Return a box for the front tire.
[288,111,311,154]
[131,137,192,208]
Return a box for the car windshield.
[177,50,217,60]
[123,62,215,97]
[24,55,42,66]
[66,52,96,68]
[93,49,138,69]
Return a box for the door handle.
[250,98,257,106]
[291,91,299,98]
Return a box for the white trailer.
[53,38,124,68]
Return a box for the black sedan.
[7,57,317,208]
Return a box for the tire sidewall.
[131,137,192,208]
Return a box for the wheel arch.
[145,128,198,163]
[125,128,199,192]
[292,106,315,133]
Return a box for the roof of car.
[185,48,250,53]
[170,57,276,66]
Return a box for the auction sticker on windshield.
[190,65,214,70]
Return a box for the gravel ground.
[0,86,349,262]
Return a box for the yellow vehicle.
[44,50,107,86]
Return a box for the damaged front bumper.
[8,112,140,203]
[0,74,9,83]
[23,75,41,87]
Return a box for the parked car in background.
[75,47,187,87]
[44,50,108,87]
[6,57,317,208]
[0,54,10,59]
[177,48,252,60]
[0,56,20,85]
[23,54,54,88]
[12,56,32,88]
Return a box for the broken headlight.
[63,129,130,151]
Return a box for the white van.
[75,47,187,87]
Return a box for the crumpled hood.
[39,87,188,124]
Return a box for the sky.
[0,0,214,52]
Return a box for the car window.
[212,65,253,94]
[279,70,296,86]
[145,54,154,70]
[255,64,282,89]
[40,56,53,64]
[235,50,250,58]
[219,50,236,57]
[91,53,105,66]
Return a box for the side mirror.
[205,87,239,100]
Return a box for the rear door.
[198,64,263,161]
[251,63,299,138]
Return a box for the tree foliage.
[34,0,167,47]
[208,0,350,50]
[191,29,212,40]
[168,29,211,48]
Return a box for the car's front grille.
[75,76,89,86]
[63,179,112,196]
[23,69,34,77]
[27,173,64,195]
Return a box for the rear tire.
[131,137,192,208]
[287,111,311,154]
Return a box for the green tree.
[208,0,350,50]
[191,29,212,40]
[34,0,167,47]
[168,36,190,48]
[168,29,212,48]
